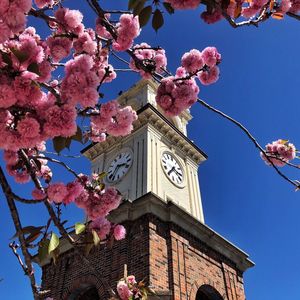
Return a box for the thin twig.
[286,12,300,21]
[0,167,39,299]
[12,193,44,204]
[32,156,80,179]
[197,98,300,189]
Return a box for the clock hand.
[167,167,175,176]
[112,165,120,177]
[174,169,182,177]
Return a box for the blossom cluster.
[35,172,126,241]
[0,0,32,43]
[90,100,138,141]
[261,139,296,167]
[130,43,167,78]
[156,47,221,116]
[164,0,300,24]
[112,14,140,51]
[115,275,152,300]
[90,217,126,241]
[0,8,139,162]
[164,0,201,9]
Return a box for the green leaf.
[48,232,59,254]
[92,230,100,246]
[53,136,67,154]
[75,222,86,235]
[10,48,29,63]
[152,9,164,32]
[71,126,83,143]
[163,2,175,14]
[128,0,139,10]
[139,6,152,27]
[50,247,60,264]
[133,0,146,16]
[27,62,40,75]
[38,239,50,262]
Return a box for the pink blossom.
[37,61,52,83]
[201,47,221,67]
[181,49,204,73]
[32,188,46,200]
[156,76,199,116]
[55,8,84,34]
[3,150,19,164]
[0,21,12,43]
[73,30,97,55]
[112,14,140,51]
[90,217,111,240]
[113,225,126,240]
[75,189,89,209]
[0,84,16,108]
[130,43,167,78]
[198,66,220,85]
[43,104,77,138]
[39,165,52,181]
[47,183,68,204]
[47,37,73,62]
[127,275,136,285]
[14,170,30,184]
[242,0,269,18]
[63,181,84,204]
[13,76,44,107]
[95,16,112,39]
[16,117,40,139]
[61,55,99,108]
[86,187,122,219]
[201,10,223,24]
[117,281,133,300]
[290,0,300,13]
[91,101,137,138]
[164,0,201,9]
[34,0,54,9]
[261,139,296,167]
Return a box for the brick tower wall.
[41,214,247,300]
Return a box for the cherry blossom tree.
[0,0,299,299]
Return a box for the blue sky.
[1,1,300,299]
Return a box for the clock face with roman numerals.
[107,152,133,183]
[161,152,184,186]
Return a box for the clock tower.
[83,79,206,223]
[40,79,254,300]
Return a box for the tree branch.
[197,98,300,189]
[0,167,39,299]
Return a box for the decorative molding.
[82,104,207,165]
[110,193,255,273]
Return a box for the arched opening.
[68,284,100,300]
[196,285,223,300]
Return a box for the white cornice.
[82,104,207,164]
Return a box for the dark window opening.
[195,284,223,300]
[68,285,100,300]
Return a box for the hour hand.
[167,167,175,175]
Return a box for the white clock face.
[107,152,132,183]
[161,152,183,186]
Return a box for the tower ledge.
[110,192,254,273]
